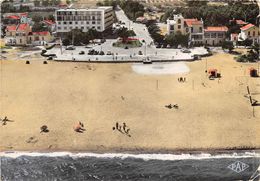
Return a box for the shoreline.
[2,147,260,156]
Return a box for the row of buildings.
[4,6,115,46]
[166,14,260,46]
[3,12,54,46]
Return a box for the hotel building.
[55,6,114,33]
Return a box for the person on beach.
[1,116,13,125]
[73,122,85,133]
[79,121,84,128]
[123,122,127,132]
[116,122,119,130]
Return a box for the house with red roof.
[28,31,52,45]
[5,23,32,45]
[3,13,32,25]
[238,23,260,43]
[5,23,53,46]
[42,19,56,32]
[167,14,204,45]
[229,19,248,27]
[204,26,228,46]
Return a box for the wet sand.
[0,52,260,152]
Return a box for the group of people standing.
[178,77,186,83]
[113,122,131,137]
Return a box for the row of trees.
[160,2,259,27]
[146,20,164,44]
[62,29,102,46]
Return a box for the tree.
[34,0,40,6]
[116,27,136,43]
[62,38,71,46]
[66,0,71,5]
[67,29,90,46]
[32,15,43,23]
[238,39,253,47]
[185,0,207,7]
[47,15,55,22]
[146,20,164,44]
[135,11,144,18]
[32,23,48,32]
[87,28,101,43]
[222,41,234,52]
[165,31,189,48]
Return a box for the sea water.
[1,151,260,180]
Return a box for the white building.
[238,23,260,44]
[55,6,114,33]
[204,26,228,46]
[167,14,204,45]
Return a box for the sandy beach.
[0,51,260,152]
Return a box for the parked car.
[79,51,85,55]
[125,46,129,49]
[143,58,152,64]
[107,51,112,55]
[138,51,143,55]
[66,46,75,50]
[99,51,105,55]
[181,49,191,53]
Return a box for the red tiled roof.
[17,23,29,31]
[20,13,28,17]
[204,26,228,32]
[6,15,20,20]
[240,23,255,31]
[6,25,17,31]
[236,20,247,25]
[32,31,50,36]
[43,20,55,25]
[184,19,203,27]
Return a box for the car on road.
[107,51,112,55]
[181,49,191,53]
[66,46,75,50]
[143,58,152,64]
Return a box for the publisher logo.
[228,161,249,173]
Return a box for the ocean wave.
[1,151,260,161]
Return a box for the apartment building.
[167,14,204,45]
[55,6,114,33]
[204,26,228,46]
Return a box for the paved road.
[115,8,154,45]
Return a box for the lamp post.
[142,40,147,59]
